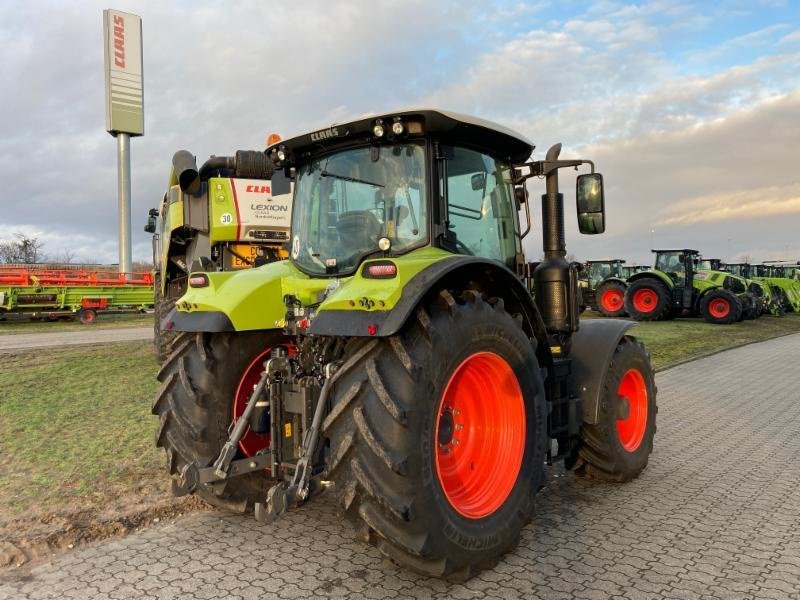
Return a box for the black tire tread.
[152,331,279,512]
[571,336,657,482]
[325,290,545,579]
[624,278,673,321]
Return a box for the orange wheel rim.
[435,352,526,519]
[709,299,730,318]
[600,289,624,312]
[616,368,648,452]
[234,349,273,457]
[632,288,658,313]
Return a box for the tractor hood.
[165,247,454,334]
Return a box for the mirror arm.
[520,192,532,239]
[513,159,594,183]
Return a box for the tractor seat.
[336,211,382,251]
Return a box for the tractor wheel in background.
[78,309,97,324]
[700,289,742,325]
[569,336,657,482]
[153,273,180,364]
[324,290,547,579]
[624,279,672,321]
[743,295,762,320]
[595,281,627,317]
[153,331,284,512]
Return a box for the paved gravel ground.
[2,333,799,599]
[0,327,152,352]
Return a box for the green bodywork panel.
[629,269,675,289]
[207,178,239,243]
[693,270,729,294]
[175,247,455,331]
[753,277,800,312]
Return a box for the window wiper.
[320,170,384,188]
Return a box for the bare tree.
[0,232,45,264]
[54,248,76,264]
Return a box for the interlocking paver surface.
[2,333,800,599]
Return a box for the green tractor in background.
[752,262,800,313]
[580,259,630,317]
[145,144,293,362]
[695,257,766,318]
[152,109,658,578]
[724,262,784,317]
[621,264,649,278]
[623,249,758,324]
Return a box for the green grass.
[0,312,152,334]
[626,313,800,370]
[0,341,163,517]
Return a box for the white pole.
[117,133,132,277]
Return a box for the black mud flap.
[569,319,638,424]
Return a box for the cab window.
[443,146,518,267]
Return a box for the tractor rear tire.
[570,336,657,482]
[324,290,547,579]
[153,273,177,364]
[595,281,627,317]
[152,331,282,513]
[700,289,742,324]
[624,279,672,321]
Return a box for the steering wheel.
[455,239,474,256]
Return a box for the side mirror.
[471,173,486,191]
[144,209,157,234]
[576,173,605,234]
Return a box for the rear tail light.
[363,261,397,279]
[189,274,209,288]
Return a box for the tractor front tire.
[595,281,627,317]
[570,336,657,482]
[624,279,672,321]
[700,289,742,324]
[324,290,547,579]
[153,331,282,512]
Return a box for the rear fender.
[598,277,628,287]
[569,319,638,424]
[310,255,553,366]
[627,270,674,288]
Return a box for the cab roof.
[275,109,535,164]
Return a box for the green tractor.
[580,259,629,317]
[623,249,758,324]
[145,147,293,362]
[153,110,657,578]
[752,262,800,312]
[621,264,648,278]
[695,257,765,318]
[724,262,784,317]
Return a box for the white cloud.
[659,182,800,225]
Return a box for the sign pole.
[117,132,132,276]
[103,9,143,278]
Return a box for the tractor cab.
[585,259,626,288]
[653,249,697,289]
[696,258,722,271]
[725,263,751,279]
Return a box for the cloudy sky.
[1,0,798,266]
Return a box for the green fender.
[597,276,628,287]
[627,269,675,288]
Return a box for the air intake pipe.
[172,150,276,195]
